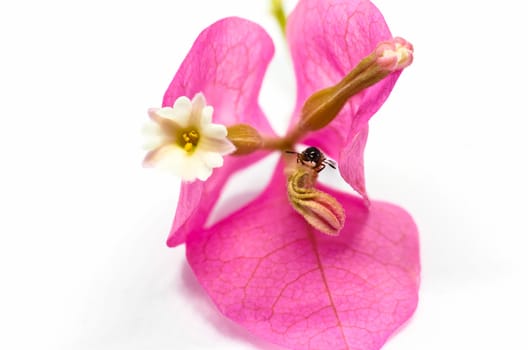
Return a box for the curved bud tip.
[297,191,346,236]
[376,37,414,72]
[287,168,345,236]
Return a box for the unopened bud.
[298,84,350,132]
[287,167,345,235]
[296,37,413,134]
[376,37,414,71]
[227,124,263,155]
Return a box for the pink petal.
[163,17,275,246]
[163,17,275,134]
[287,0,402,201]
[167,152,269,247]
[187,167,420,350]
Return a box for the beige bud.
[227,124,263,155]
[298,51,392,132]
[287,167,345,236]
[297,36,415,134]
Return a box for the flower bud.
[296,37,413,134]
[375,37,414,71]
[287,167,345,235]
[227,124,263,155]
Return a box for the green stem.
[271,0,287,36]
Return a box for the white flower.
[143,93,235,182]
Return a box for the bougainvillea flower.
[150,0,420,349]
[143,93,235,181]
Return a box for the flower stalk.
[270,0,287,36]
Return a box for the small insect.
[286,146,336,173]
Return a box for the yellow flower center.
[180,129,200,153]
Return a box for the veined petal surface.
[187,166,420,350]
[164,17,275,246]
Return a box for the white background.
[1,0,527,349]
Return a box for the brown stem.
[261,136,293,151]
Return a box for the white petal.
[199,137,235,155]
[155,97,192,127]
[153,147,214,182]
[195,165,213,181]
[156,145,186,173]
[180,154,212,182]
[201,123,227,139]
[148,108,160,120]
[188,94,206,127]
[222,143,237,155]
[173,95,192,110]
[191,93,206,114]
[200,151,224,168]
[217,140,236,155]
[141,121,164,150]
[201,106,213,125]
[199,123,234,154]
